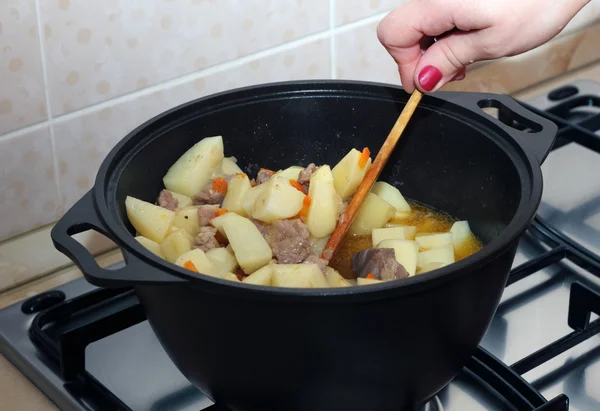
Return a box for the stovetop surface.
[479,80,600,410]
[1,80,600,411]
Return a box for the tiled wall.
[0,0,407,243]
[2,0,600,243]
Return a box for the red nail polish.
[418,65,442,91]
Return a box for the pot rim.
[92,79,545,300]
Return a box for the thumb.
[414,31,485,92]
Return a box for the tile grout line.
[0,12,389,143]
[41,29,334,126]
[45,13,389,125]
[329,0,337,79]
[34,0,62,212]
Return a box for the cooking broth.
[330,201,484,279]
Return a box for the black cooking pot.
[51,81,556,411]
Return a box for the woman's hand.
[377,0,591,93]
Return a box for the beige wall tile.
[54,38,330,209]
[335,19,600,95]
[335,21,399,84]
[0,2,47,134]
[444,22,600,94]
[334,0,400,26]
[41,0,330,116]
[0,125,62,241]
[0,224,115,292]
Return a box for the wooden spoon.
[320,89,424,261]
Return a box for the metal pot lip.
[93,80,544,301]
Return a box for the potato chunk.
[387,211,412,224]
[310,236,330,256]
[324,267,351,287]
[274,166,303,181]
[252,176,306,223]
[242,264,273,286]
[371,181,411,220]
[135,236,164,258]
[348,193,396,236]
[372,226,417,246]
[241,184,266,216]
[417,244,455,269]
[163,136,224,197]
[222,272,241,282]
[450,221,476,254]
[306,166,342,238]
[417,262,446,275]
[272,264,328,288]
[222,174,252,216]
[376,239,419,276]
[175,248,220,277]
[206,247,239,276]
[126,196,175,243]
[220,213,272,274]
[210,212,238,238]
[173,206,200,236]
[160,229,194,263]
[221,156,243,175]
[357,277,383,286]
[331,148,372,200]
[415,233,453,250]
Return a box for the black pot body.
[51,81,557,411]
[137,245,517,411]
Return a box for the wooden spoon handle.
[321,90,423,261]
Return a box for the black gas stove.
[1,80,600,411]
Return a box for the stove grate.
[28,285,571,411]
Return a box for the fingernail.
[418,65,443,91]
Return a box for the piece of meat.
[197,204,219,226]
[251,218,270,237]
[264,219,311,264]
[303,254,329,273]
[194,226,220,252]
[157,189,178,211]
[256,169,274,185]
[351,248,409,281]
[194,182,225,206]
[297,163,318,191]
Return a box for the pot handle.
[51,190,185,287]
[437,92,557,165]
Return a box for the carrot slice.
[184,260,198,272]
[236,273,246,281]
[212,177,228,194]
[366,273,375,279]
[235,172,248,178]
[298,196,312,221]
[358,147,370,168]
[215,208,228,217]
[289,179,307,194]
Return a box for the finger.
[413,30,486,92]
[378,0,492,92]
[376,1,458,93]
